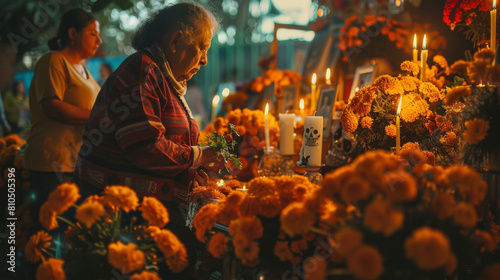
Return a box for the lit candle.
[311,73,317,111]
[492,0,497,51]
[216,179,225,187]
[420,35,428,82]
[264,103,270,150]
[212,95,220,123]
[413,34,418,64]
[279,113,296,155]
[222,87,230,98]
[299,98,305,121]
[236,185,247,192]
[396,96,402,156]
[300,116,323,166]
[326,68,332,85]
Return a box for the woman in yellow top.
[24,8,102,214]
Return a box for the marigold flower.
[453,202,478,228]
[363,196,404,236]
[405,226,451,270]
[360,117,373,129]
[419,82,440,103]
[75,200,105,228]
[303,256,327,280]
[440,165,487,205]
[340,108,359,133]
[321,166,356,197]
[432,193,456,219]
[373,75,396,92]
[387,79,404,95]
[474,48,495,60]
[445,253,457,275]
[274,241,293,261]
[130,271,161,280]
[401,94,429,123]
[385,124,396,138]
[208,233,229,258]
[166,241,188,273]
[25,231,51,264]
[47,183,81,214]
[194,203,220,242]
[340,177,371,203]
[449,60,469,74]
[335,228,364,257]
[445,86,471,106]
[140,197,169,227]
[384,171,418,202]
[247,176,276,197]
[400,76,418,92]
[464,118,490,144]
[39,203,58,231]
[108,241,145,274]
[232,232,250,252]
[235,240,260,266]
[144,226,161,237]
[239,196,261,217]
[401,61,419,76]
[433,55,449,71]
[228,216,263,241]
[291,239,308,254]
[104,185,139,213]
[440,131,457,145]
[36,258,65,280]
[478,263,500,280]
[280,202,315,236]
[347,245,384,280]
[473,230,498,252]
[400,148,427,167]
[425,121,437,133]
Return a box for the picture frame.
[300,24,340,81]
[316,85,337,138]
[349,64,376,100]
[280,83,299,113]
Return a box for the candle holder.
[280,154,296,176]
[302,165,324,185]
[257,146,282,177]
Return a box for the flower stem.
[56,215,76,228]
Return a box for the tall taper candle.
[302,116,323,166]
[299,98,305,121]
[212,95,220,123]
[413,34,418,64]
[492,0,497,51]
[279,113,296,155]
[326,68,332,85]
[265,103,270,150]
[420,35,428,82]
[311,73,317,111]
[396,96,402,156]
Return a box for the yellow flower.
[373,75,396,92]
[347,245,384,280]
[387,79,404,95]
[107,241,145,274]
[445,86,471,106]
[433,55,449,71]
[25,231,51,264]
[75,200,105,228]
[384,171,418,202]
[404,226,451,270]
[432,193,456,219]
[208,233,229,258]
[39,203,58,231]
[335,227,364,257]
[280,202,315,236]
[385,124,396,138]
[153,229,184,258]
[104,185,139,213]
[36,258,65,280]
[340,177,371,203]
[360,116,373,129]
[440,165,487,205]
[274,241,293,261]
[419,82,440,103]
[47,183,81,214]
[464,118,490,144]
[130,271,161,280]
[449,60,469,74]
[400,93,429,123]
[340,108,359,133]
[140,197,169,227]
[401,60,419,76]
[453,202,478,228]
[363,195,404,236]
[400,76,418,92]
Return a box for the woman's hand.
[40,97,91,124]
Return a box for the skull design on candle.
[305,127,321,146]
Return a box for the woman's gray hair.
[132,2,220,50]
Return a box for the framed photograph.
[316,85,337,138]
[280,84,299,113]
[349,64,376,100]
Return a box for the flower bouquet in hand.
[26,183,187,280]
[200,123,242,174]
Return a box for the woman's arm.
[40,97,91,124]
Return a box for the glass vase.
[257,146,282,177]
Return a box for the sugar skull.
[326,120,356,167]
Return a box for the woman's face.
[73,20,102,59]
[168,26,212,83]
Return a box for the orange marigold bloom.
[247,176,276,197]
[274,241,293,261]
[130,271,161,280]
[75,200,105,228]
[239,196,261,217]
[36,258,65,280]
[322,165,356,197]
[39,203,58,231]
[445,86,471,106]
[235,240,260,266]
[232,232,250,252]
[290,239,308,253]
[473,230,498,252]
[280,202,315,236]
[464,118,490,144]
[453,202,478,228]
[440,165,487,205]
[405,226,451,270]
[400,93,429,123]
[363,195,404,236]
[229,216,263,241]
[140,197,169,227]
[440,131,457,145]
[347,245,384,280]
[360,116,373,129]
[425,121,437,133]
[340,177,371,203]
[373,75,396,92]
[107,241,145,274]
[401,61,419,76]
[208,233,229,258]
[445,253,458,276]
[385,124,396,138]
[335,227,364,257]
[47,183,81,214]
[154,229,184,258]
[193,203,220,242]
[449,60,469,74]
[25,230,51,264]
[400,76,418,92]
[384,171,418,202]
[166,241,188,273]
[303,256,327,280]
[103,185,139,213]
[144,226,161,237]
[419,82,440,103]
[400,148,427,167]
[387,79,404,95]
[432,193,456,219]
[340,108,359,133]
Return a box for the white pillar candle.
[264,103,270,150]
[420,35,428,82]
[301,116,323,166]
[279,113,296,155]
[413,34,418,64]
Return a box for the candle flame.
[422,34,427,50]
[217,179,224,187]
[212,95,220,106]
[355,87,359,93]
[397,96,402,116]
[311,73,317,85]
[396,0,401,6]
[265,103,269,116]
[326,68,331,80]
[299,98,305,110]
[243,185,246,190]
[413,34,417,49]
[222,87,230,98]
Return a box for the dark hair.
[12,81,25,95]
[48,8,97,51]
[132,2,219,50]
